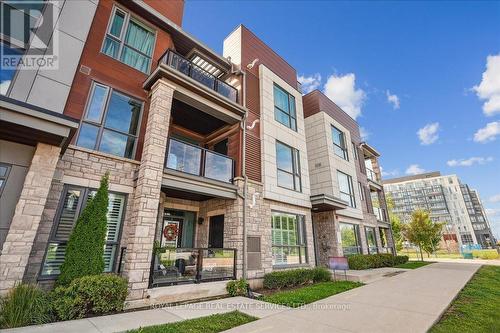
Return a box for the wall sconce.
[197,217,204,225]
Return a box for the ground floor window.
[40,185,126,277]
[461,233,474,245]
[340,222,360,255]
[271,211,307,266]
[365,227,378,254]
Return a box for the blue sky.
[183,0,500,239]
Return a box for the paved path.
[3,297,289,333]
[224,262,480,333]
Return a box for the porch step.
[331,267,409,284]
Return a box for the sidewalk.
[2,297,289,333]
[225,262,481,333]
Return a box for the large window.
[0,163,11,197]
[365,227,378,254]
[332,126,348,160]
[340,223,360,255]
[102,6,155,73]
[273,84,297,131]
[40,186,126,277]
[271,212,307,266]
[337,171,356,208]
[76,82,142,159]
[276,141,301,191]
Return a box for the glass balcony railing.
[165,138,234,183]
[366,168,379,182]
[159,49,238,103]
[374,207,387,221]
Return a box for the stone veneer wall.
[313,211,341,266]
[24,146,139,286]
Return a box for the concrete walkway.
[421,257,500,266]
[224,262,481,333]
[3,297,289,333]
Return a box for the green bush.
[347,254,408,270]
[312,267,332,282]
[226,279,249,297]
[471,249,499,259]
[57,173,109,286]
[51,274,128,320]
[0,284,53,328]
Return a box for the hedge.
[263,267,331,290]
[347,254,409,270]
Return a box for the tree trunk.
[419,245,424,261]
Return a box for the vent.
[247,236,261,270]
[79,65,91,75]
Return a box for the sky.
[182,0,500,239]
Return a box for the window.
[365,227,378,254]
[102,7,155,73]
[461,234,474,245]
[358,182,364,201]
[271,212,307,266]
[332,126,348,160]
[0,163,11,197]
[352,142,358,160]
[273,84,297,131]
[76,82,142,159]
[276,141,301,191]
[340,223,360,255]
[41,186,126,277]
[338,171,356,207]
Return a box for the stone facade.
[0,143,61,293]
[313,211,341,266]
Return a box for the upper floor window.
[102,7,155,73]
[76,82,142,159]
[338,171,356,208]
[0,164,11,197]
[332,126,348,160]
[352,142,358,161]
[276,141,301,192]
[274,84,297,131]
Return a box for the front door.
[208,215,224,248]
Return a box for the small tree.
[57,173,109,286]
[386,195,403,251]
[402,209,444,261]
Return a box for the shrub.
[347,254,408,270]
[347,254,371,270]
[57,173,109,286]
[312,267,332,282]
[51,274,128,321]
[226,279,249,297]
[393,255,409,265]
[0,284,53,328]
[264,268,326,290]
[471,249,499,260]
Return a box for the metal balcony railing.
[165,138,234,183]
[151,248,236,287]
[159,49,238,103]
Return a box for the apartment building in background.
[383,172,495,249]
[0,0,393,305]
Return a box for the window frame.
[76,81,144,159]
[337,171,356,208]
[273,83,297,131]
[38,185,127,279]
[0,163,12,197]
[332,126,348,160]
[275,140,302,192]
[271,211,308,267]
[365,226,378,254]
[339,222,361,255]
[358,182,364,201]
[101,5,157,74]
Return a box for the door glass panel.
[54,189,81,241]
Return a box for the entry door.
[208,215,224,248]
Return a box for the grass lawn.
[127,311,256,333]
[430,265,500,333]
[394,261,434,269]
[399,251,463,260]
[260,281,363,308]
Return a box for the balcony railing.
[342,246,361,255]
[159,49,238,103]
[151,248,236,287]
[374,207,387,222]
[165,138,234,183]
[366,168,379,182]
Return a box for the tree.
[386,195,403,251]
[57,173,109,286]
[402,209,444,261]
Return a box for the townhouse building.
[1,0,393,305]
[383,172,494,249]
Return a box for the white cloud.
[417,122,440,145]
[490,194,500,203]
[473,121,500,143]
[472,54,500,116]
[323,73,366,119]
[359,126,370,141]
[298,73,321,94]
[446,156,494,167]
[0,80,11,95]
[485,208,500,216]
[386,90,400,109]
[380,166,399,178]
[405,164,426,175]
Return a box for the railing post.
[196,249,203,283]
[232,249,237,280]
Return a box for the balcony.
[151,248,236,287]
[366,168,379,182]
[159,50,238,103]
[374,207,388,222]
